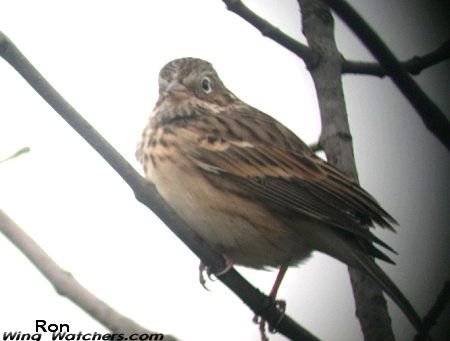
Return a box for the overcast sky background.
[0,1,448,340]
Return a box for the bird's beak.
[165,80,190,101]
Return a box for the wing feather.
[178,107,397,256]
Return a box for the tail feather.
[308,224,424,334]
[348,247,424,333]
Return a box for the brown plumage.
[136,57,423,333]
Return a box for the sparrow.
[136,57,423,335]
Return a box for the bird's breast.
[138,125,312,268]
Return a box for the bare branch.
[0,32,319,341]
[308,141,322,153]
[222,0,318,68]
[298,0,396,339]
[0,209,178,339]
[322,0,450,151]
[343,40,450,77]
[414,280,450,341]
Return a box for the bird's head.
[157,57,238,107]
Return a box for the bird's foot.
[253,299,286,341]
[198,256,233,290]
[199,262,212,291]
[252,316,269,341]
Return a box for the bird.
[136,57,423,336]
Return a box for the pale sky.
[0,1,448,340]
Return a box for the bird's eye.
[201,77,212,93]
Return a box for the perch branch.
[0,31,319,341]
[322,0,450,151]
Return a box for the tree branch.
[321,0,450,151]
[343,40,450,77]
[0,32,319,341]
[0,209,178,340]
[414,280,450,341]
[298,1,396,339]
[308,141,322,153]
[222,0,318,68]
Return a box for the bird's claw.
[199,257,233,290]
[253,298,286,340]
[275,299,286,313]
[199,262,212,291]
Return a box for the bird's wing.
[185,113,397,256]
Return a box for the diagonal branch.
[0,209,179,340]
[0,32,319,341]
[222,0,318,68]
[321,0,450,151]
[414,280,450,341]
[343,40,450,77]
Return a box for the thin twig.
[0,146,30,163]
[0,209,178,340]
[322,0,450,151]
[308,141,322,153]
[343,40,450,77]
[222,0,318,68]
[0,31,320,341]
